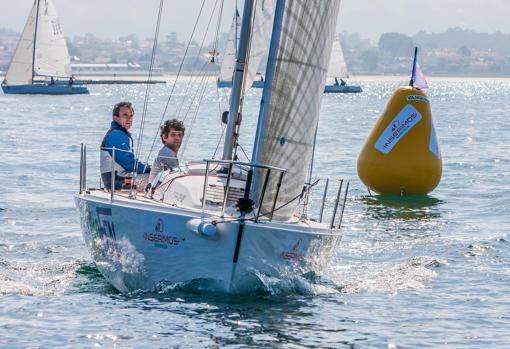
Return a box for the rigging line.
[179,62,212,159]
[145,0,208,164]
[212,68,227,159]
[302,126,318,216]
[180,71,213,160]
[211,0,225,56]
[212,123,227,159]
[129,0,164,198]
[135,0,164,161]
[231,0,259,161]
[236,142,251,162]
[175,0,221,118]
[181,60,210,123]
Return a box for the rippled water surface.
[1,78,509,348]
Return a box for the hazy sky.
[1,0,510,42]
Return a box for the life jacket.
[99,125,135,177]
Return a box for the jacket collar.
[110,121,131,136]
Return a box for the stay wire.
[181,61,211,123]
[129,0,163,197]
[211,0,225,58]
[136,0,164,161]
[145,0,208,164]
[176,0,221,118]
[180,65,214,159]
[211,58,229,159]
[232,0,259,161]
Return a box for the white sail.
[4,1,38,85]
[243,0,276,93]
[33,0,72,78]
[328,38,349,79]
[252,0,341,221]
[4,0,72,85]
[219,10,241,82]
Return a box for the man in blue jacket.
[100,101,150,190]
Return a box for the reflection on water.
[359,193,443,220]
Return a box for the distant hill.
[413,27,510,55]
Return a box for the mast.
[31,0,41,84]
[222,0,255,160]
[251,0,284,166]
[410,47,418,87]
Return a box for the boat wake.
[328,255,446,294]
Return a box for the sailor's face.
[163,128,183,152]
[113,106,134,130]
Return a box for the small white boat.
[76,0,347,293]
[1,0,88,95]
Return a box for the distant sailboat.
[324,38,362,93]
[1,0,89,95]
[217,9,241,88]
[216,3,274,90]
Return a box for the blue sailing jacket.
[100,121,149,175]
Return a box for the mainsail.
[4,1,38,85]
[4,0,72,86]
[328,38,349,79]
[251,0,341,220]
[33,0,72,78]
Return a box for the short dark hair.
[112,101,134,117]
[160,119,185,143]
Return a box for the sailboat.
[216,5,273,90]
[324,38,362,93]
[1,0,89,95]
[75,0,346,293]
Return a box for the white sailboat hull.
[75,191,340,293]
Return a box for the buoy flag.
[413,62,429,91]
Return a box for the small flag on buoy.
[410,47,429,91]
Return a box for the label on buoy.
[374,104,422,154]
[406,95,429,103]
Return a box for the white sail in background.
[243,0,276,93]
[4,0,72,86]
[219,10,241,82]
[33,0,72,78]
[328,38,349,79]
[4,1,38,85]
[252,0,341,221]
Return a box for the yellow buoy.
[357,86,442,195]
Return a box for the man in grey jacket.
[148,119,185,183]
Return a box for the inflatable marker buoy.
[357,86,442,195]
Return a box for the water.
[1,78,509,348]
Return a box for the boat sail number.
[95,207,117,254]
[52,19,63,36]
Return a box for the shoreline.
[2,74,509,82]
[156,74,510,82]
